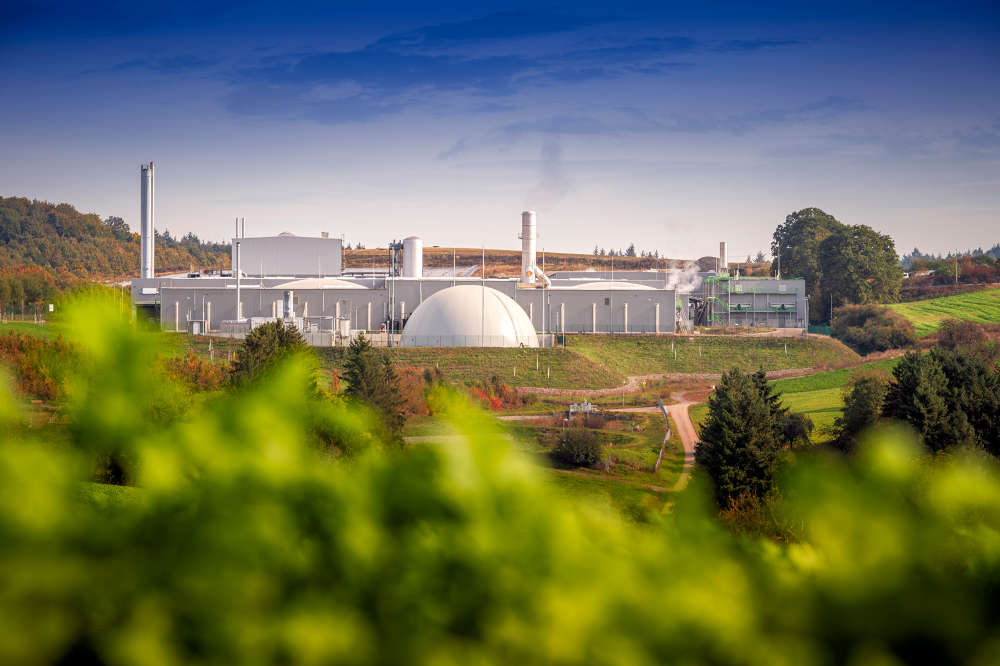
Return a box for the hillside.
[0,197,230,303]
[344,247,683,277]
[888,287,1000,335]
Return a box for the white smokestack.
[719,241,728,275]
[520,211,537,285]
[140,162,155,279]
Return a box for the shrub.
[0,331,73,400]
[163,349,227,392]
[552,427,603,467]
[831,303,917,355]
[936,318,988,351]
[780,412,814,448]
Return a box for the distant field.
[888,287,1000,336]
[0,321,58,339]
[567,334,859,376]
[769,357,901,394]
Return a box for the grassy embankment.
[318,334,860,393]
[567,333,859,377]
[688,356,903,444]
[888,287,1000,336]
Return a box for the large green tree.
[771,208,841,322]
[771,208,902,323]
[820,224,902,309]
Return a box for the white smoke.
[524,138,572,212]
[665,261,702,293]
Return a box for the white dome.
[401,285,539,348]
[272,278,365,289]
[564,281,655,290]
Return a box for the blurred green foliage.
[1,295,1000,664]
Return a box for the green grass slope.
[320,346,624,390]
[888,287,1000,336]
[567,334,859,376]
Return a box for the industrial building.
[130,165,807,345]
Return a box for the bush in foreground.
[552,427,603,467]
[2,297,1000,664]
[831,303,917,354]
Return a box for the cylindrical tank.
[283,290,294,320]
[140,162,155,279]
[719,241,728,274]
[520,211,536,285]
[402,236,423,278]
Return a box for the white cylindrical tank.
[719,241,728,274]
[520,211,536,285]
[402,236,423,278]
[140,162,155,279]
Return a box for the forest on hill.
[0,197,230,310]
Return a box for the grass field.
[567,334,859,377]
[888,287,1000,336]
[769,356,901,394]
[0,321,58,339]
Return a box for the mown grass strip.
[888,287,1000,336]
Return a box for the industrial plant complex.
[131,163,808,345]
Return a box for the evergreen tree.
[833,371,890,452]
[882,352,974,452]
[230,321,310,387]
[343,332,405,444]
[695,368,788,506]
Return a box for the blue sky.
[1,1,998,259]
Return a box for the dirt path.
[519,368,812,397]
[662,392,698,491]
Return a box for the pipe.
[532,265,551,288]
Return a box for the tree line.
[0,197,231,305]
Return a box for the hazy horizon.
[1,1,998,260]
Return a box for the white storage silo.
[402,236,423,278]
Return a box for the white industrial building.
[130,164,807,345]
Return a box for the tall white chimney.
[140,162,155,279]
[519,211,537,285]
[719,241,728,275]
